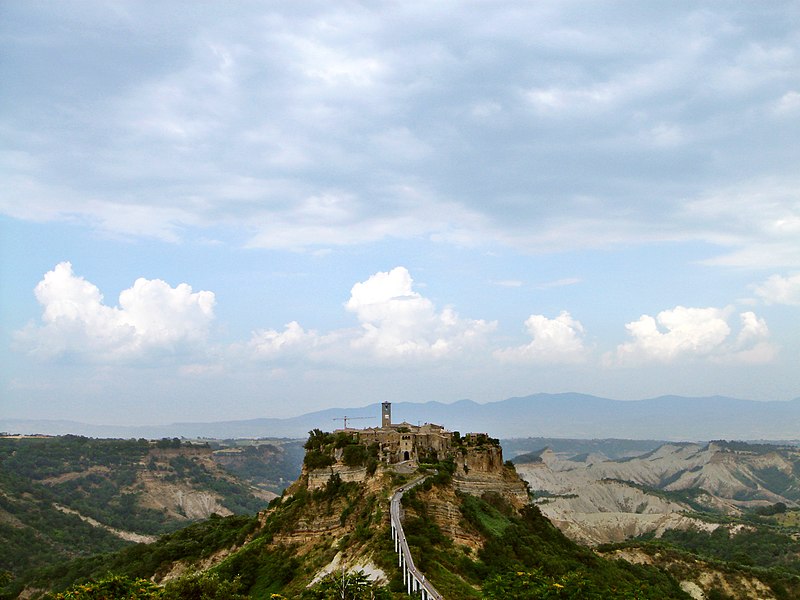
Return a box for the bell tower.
[381,401,392,428]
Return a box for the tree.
[48,574,162,600]
[342,444,368,467]
[162,571,248,600]
[301,570,391,600]
[305,429,333,451]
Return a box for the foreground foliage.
[45,572,248,600]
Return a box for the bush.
[342,445,368,467]
[303,451,334,470]
[304,430,334,451]
[162,571,248,600]
[47,574,161,599]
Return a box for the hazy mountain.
[3,393,799,441]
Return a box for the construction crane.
[332,415,372,429]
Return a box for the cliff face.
[137,446,274,521]
[291,430,530,557]
[601,547,782,600]
[514,440,800,546]
[454,444,529,507]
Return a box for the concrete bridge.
[389,477,444,600]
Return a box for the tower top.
[381,401,392,428]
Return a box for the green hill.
[0,435,271,582]
[4,429,693,599]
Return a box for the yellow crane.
[332,415,372,429]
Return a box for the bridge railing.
[389,477,444,600]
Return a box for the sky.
[1,1,799,426]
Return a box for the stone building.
[339,402,452,464]
[322,402,528,505]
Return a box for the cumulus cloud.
[247,321,320,360]
[721,311,777,364]
[752,273,800,305]
[345,267,495,360]
[242,266,495,365]
[609,305,775,365]
[15,262,215,363]
[495,311,587,364]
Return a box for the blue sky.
[1,1,799,426]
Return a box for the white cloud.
[15,262,215,363]
[753,273,800,305]
[537,277,581,290]
[647,123,686,148]
[243,188,487,252]
[345,267,495,360]
[3,3,799,264]
[491,279,523,288]
[774,90,800,115]
[610,305,775,365]
[242,266,496,365]
[495,311,587,364]
[687,179,800,268]
[247,321,320,360]
[179,363,224,377]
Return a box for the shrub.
[303,451,334,470]
[47,574,162,599]
[342,445,368,467]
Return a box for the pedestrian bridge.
[389,477,444,600]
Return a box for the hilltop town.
[301,402,528,508]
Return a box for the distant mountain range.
[3,393,799,441]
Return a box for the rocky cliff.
[514,441,800,545]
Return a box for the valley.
[2,418,800,599]
[1,420,693,599]
[0,435,283,579]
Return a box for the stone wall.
[306,464,369,490]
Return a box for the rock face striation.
[514,441,800,545]
[453,443,528,506]
[137,445,273,520]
